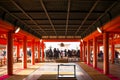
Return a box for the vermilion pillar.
[23,36,27,69]
[93,37,97,68]
[80,42,83,61]
[87,40,90,64]
[31,39,35,65]
[37,41,40,62]
[41,40,44,62]
[7,31,13,75]
[16,42,20,62]
[111,36,115,64]
[111,43,114,64]
[83,42,86,62]
[103,32,109,74]
[83,42,85,62]
[97,43,100,56]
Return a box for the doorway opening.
[44,42,80,62]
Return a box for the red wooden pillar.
[83,42,86,62]
[7,31,13,75]
[41,40,44,62]
[87,40,90,64]
[39,40,41,61]
[111,34,115,64]
[97,43,100,56]
[16,42,20,61]
[37,41,40,62]
[83,41,85,62]
[31,39,35,65]
[80,42,83,61]
[93,37,97,68]
[103,32,109,74]
[23,36,27,69]
[111,42,115,64]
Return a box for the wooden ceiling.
[0,0,120,39]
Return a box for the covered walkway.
[0,0,120,80]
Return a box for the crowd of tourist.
[0,48,120,63]
[45,48,80,60]
[90,50,120,62]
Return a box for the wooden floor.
[0,62,119,80]
[23,63,92,80]
[78,62,111,80]
[97,62,120,79]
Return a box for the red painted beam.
[105,16,120,31]
[0,20,14,31]
[83,16,120,41]
[0,20,40,42]
[43,39,80,42]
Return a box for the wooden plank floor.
[97,62,120,79]
[24,63,92,80]
[0,62,120,80]
[0,63,44,80]
[77,62,111,80]
[0,62,92,80]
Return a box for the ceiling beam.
[43,30,75,32]
[28,24,89,26]
[10,11,104,14]
[40,0,57,36]
[34,29,80,30]
[28,23,92,25]
[82,1,118,37]
[65,0,70,36]
[10,0,47,35]
[21,19,97,21]
[75,0,99,35]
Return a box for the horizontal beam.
[21,19,96,21]
[83,16,120,41]
[10,11,104,13]
[33,28,87,30]
[43,39,80,42]
[27,23,91,25]
[39,31,84,32]
[29,24,90,26]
